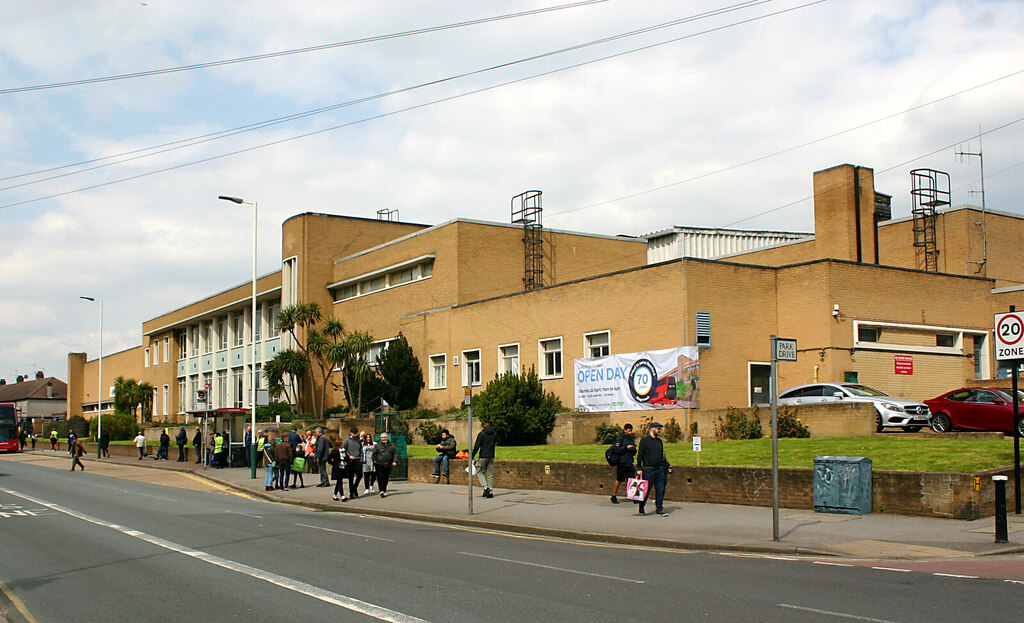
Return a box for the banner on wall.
[574,346,700,412]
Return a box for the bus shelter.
[185,407,251,467]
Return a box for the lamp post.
[218,195,258,479]
[80,296,103,458]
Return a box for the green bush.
[474,367,563,446]
[405,408,443,420]
[594,423,622,444]
[88,413,138,440]
[416,421,444,445]
[377,332,424,411]
[663,417,683,443]
[714,406,763,440]
[46,415,90,441]
[777,405,811,438]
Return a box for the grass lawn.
[407,437,1020,473]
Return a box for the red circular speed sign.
[997,313,1024,346]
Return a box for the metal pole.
[770,335,780,541]
[98,300,103,459]
[993,475,1009,543]
[466,386,474,516]
[250,201,258,479]
[1012,360,1021,514]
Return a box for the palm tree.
[137,381,155,422]
[264,349,308,411]
[277,303,323,413]
[329,331,374,416]
[308,316,345,418]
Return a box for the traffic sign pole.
[994,308,1022,514]
[770,335,780,542]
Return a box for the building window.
[255,363,262,389]
[858,326,879,343]
[162,385,169,416]
[233,313,245,346]
[178,331,187,359]
[216,370,227,408]
[218,316,228,350]
[585,331,610,358]
[144,348,151,368]
[232,368,244,408]
[152,341,159,366]
[331,257,435,302]
[178,378,187,413]
[189,376,199,411]
[696,311,711,348]
[203,321,213,353]
[366,338,395,365]
[163,337,169,362]
[255,304,263,342]
[936,333,955,348]
[463,349,481,386]
[269,303,280,337]
[540,338,562,379]
[499,344,520,375]
[190,325,199,356]
[429,354,446,389]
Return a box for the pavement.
[17,448,1024,560]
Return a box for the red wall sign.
[894,354,913,375]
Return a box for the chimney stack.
[36,371,45,379]
[16,375,24,383]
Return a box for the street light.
[80,296,103,459]
[218,195,258,479]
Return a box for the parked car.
[924,387,1024,436]
[777,382,930,432]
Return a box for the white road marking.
[932,573,978,579]
[779,604,900,622]
[297,523,394,542]
[460,551,644,584]
[870,566,911,573]
[225,510,263,518]
[813,561,853,567]
[2,489,427,623]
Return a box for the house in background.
[0,371,67,433]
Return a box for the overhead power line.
[0,0,777,192]
[0,0,610,95]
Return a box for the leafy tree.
[113,377,151,421]
[376,332,424,411]
[329,330,375,416]
[473,367,563,446]
[264,348,308,411]
[89,413,138,440]
[137,381,155,422]
[277,303,325,415]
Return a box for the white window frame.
[462,349,482,387]
[233,313,245,347]
[178,378,187,413]
[498,343,520,376]
[152,341,159,366]
[163,336,170,363]
[584,331,610,358]
[162,385,169,416]
[269,303,281,337]
[144,348,151,368]
[218,316,228,350]
[539,337,563,379]
[429,353,447,390]
[178,331,187,359]
[190,325,199,356]
[366,338,396,366]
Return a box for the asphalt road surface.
[1,456,1022,622]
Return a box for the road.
[0,455,1022,622]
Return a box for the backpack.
[605,444,617,466]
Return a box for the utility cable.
[0,0,770,187]
[0,0,610,95]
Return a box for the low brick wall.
[407,457,1016,520]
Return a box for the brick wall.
[406,457,1016,519]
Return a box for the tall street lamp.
[219,195,258,479]
[80,296,103,458]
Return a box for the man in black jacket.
[175,427,188,462]
[314,428,331,487]
[431,430,457,478]
[609,423,636,504]
[472,421,498,498]
[636,422,672,516]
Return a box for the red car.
[925,387,1024,436]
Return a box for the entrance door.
[749,363,771,406]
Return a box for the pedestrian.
[49,429,58,451]
[175,427,188,462]
[193,428,203,464]
[313,428,330,487]
[255,429,267,469]
[262,431,277,491]
[472,420,498,498]
[31,433,37,450]
[99,429,110,458]
[213,431,226,468]
[609,423,637,504]
[431,429,457,480]
[371,432,398,498]
[342,427,363,499]
[18,429,28,450]
[243,425,252,468]
[67,430,77,454]
[361,432,377,495]
[287,428,303,488]
[273,436,293,491]
[303,430,316,479]
[330,440,347,501]
[636,422,673,516]
[70,438,85,471]
[158,428,170,460]
[133,430,147,460]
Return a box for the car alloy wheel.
[930,413,952,433]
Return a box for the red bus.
[0,403,18,452]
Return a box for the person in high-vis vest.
[255,430,267,469]
[213,432,225,469]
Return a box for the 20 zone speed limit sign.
[995,312,1024,360]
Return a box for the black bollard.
[993,475,1009,544]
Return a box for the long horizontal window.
[330,256,434,302]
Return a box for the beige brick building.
[67,163,1024,422]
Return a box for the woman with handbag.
[361,432,377,495]
[330,440,347,501]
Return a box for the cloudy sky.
[1,0,1022,383]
